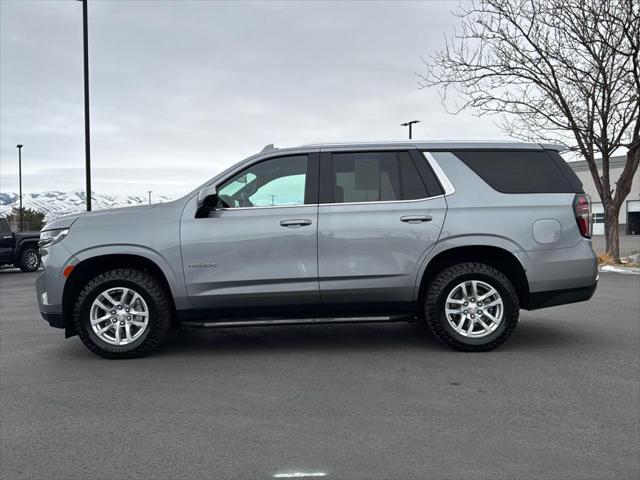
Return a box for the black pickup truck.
[0,217,41,272]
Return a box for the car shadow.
[153,318,583,357]
[160,322,440,356]
[0,267,41,275]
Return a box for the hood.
[42,197,190,233]
[42,211,87,231]
[43,203,160,231]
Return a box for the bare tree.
[419,0,639,261]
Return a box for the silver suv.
[36,142,598,358]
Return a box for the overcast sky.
[1,0,510,197]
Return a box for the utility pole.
[148,191,152,205]
[16,144,23,231]
[400,120,420,140]
[80,0,92,211]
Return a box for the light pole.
[79,0,92,211]
[148,191,152,205]
[16,145,23,231]
[400,120,420,139]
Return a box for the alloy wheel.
[444,279,504,338]
[24,251,39,270]
[90,286,149,346]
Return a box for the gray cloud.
[1,0,508,197]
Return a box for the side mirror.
[197,186,218,209]
[196,186,218,218]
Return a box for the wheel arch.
[16,239,39,255]
[62,253,177,337]
[416,245,530,309]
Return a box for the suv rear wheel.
[425,262,519,351]
[73,268,171,359]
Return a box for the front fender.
[71,244,189,306]
[15,236,39,254]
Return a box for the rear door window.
[451,150,580,193]
[328,151,431,203]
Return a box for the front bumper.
[35,269,65,329]
[35,241,77,331]
[40,310,65,329]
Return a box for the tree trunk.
[604,204,621,262]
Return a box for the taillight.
[573,194,591,238]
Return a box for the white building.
[568,155,639,236]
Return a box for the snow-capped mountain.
[0,190,175,222]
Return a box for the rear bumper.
[516,239,598,310]
[526,278,598,310]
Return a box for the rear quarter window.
[451,150,582,194]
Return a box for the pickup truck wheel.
[18,247,41,272]
[73,268,171,359]
[424,262,519,352]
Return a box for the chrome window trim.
[423,152,456,196]
[217,195,447,210]
[216,203,314,211]
[213,151,454,211]
[318,195,445,207]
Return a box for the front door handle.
[280,219,312,228]
[400,215,433,224]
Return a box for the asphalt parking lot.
[1,270,638,480]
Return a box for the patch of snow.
[599,265,640,275]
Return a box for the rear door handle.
[400,215,433,224]
[280,219,312,228]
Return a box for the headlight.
[39,228,69,248]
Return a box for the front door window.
[217,155,308,208]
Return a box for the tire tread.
[18,247,40,272]
[73,268,171,359]
[424,262,519,352]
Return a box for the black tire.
[18,247,41,272]
[73,268,172,359]
[424,262,519,352]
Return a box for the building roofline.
[567,155,628,172]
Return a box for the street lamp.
[78,0,92,211]
[16,144,23,232]
[400,120,420,140]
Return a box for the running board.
[181,314,414,330]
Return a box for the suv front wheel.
[73,268,172,359]
[425,262,519,351]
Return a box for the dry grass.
[597,252,640,267]
[597,252,617,265]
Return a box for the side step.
[181,314,415,330]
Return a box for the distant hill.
[0,190,174,223]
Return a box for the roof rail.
[260,144,276,153]
[540,143,567,152]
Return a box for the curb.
[599,265,640,275]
